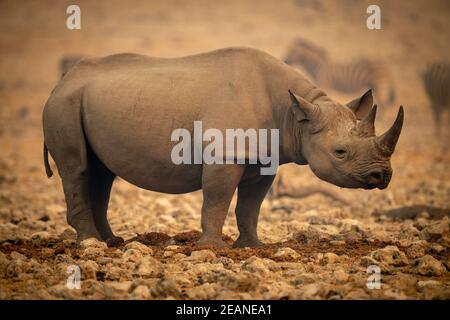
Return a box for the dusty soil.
[0,0,449,299]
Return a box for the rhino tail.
[43,143,53,178]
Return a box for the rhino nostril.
[369,171,382,182]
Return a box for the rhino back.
[76,48,279,192]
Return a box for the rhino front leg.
[233,174,275,248]
[198,164,245,248]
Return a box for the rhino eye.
[333,149,347,158]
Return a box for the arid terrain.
[0,0,449,299]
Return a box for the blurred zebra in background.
[421,62,450,135]
[59,54,84,78]
[284,38,396,108]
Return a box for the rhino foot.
[106,236,125,248]
[74,223,103,242]
[232,237,263,248]
[197,236,229,248]
[76,232,103,242]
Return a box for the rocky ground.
[0,0,449,299]
[0,138,449,299]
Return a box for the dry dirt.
[0,0,449,300]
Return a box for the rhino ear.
[346,89,373,120]
[289,90,318,122]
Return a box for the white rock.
[31,231,52,241]
[79,238,107,250]
[132,285,151,299]
[185,283,220,299]
[9,251,27,261]
[0,252,9,274]
[103,281,133,298]
[414,255,446,276]
[48,284,78,299]
[106,266,127,281]
[122,249,143,263]
[54,254,75,265]
[173,253,187,260]
[80,260,99,279]
[124,241,153,255]
[5,259,25,278]
[274,247,301,259]
[241,256,280,275]
[417,280,442,291]
[212,257,234,269]
[416,279,446,299]
[135,256,163,277]
[165,245,181,251]
[299,283,320,299]
[406,240,429,259]
[420,218,449,241]
[82,247,104,260]
[322,252,339,265]
[371,245,408,266]
[182,249,216,263]
[59,228,77,240]
[333,268,348,283]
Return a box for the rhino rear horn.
[346,89,373,120]
[376,106,404,156]
[356,104,377,136]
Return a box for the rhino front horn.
[376,106,404,156]
[357,104,377,136]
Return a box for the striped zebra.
[284,38,396,108]
[59,54,84,78]
[421,62,450,134]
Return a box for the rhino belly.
[81,87,203,194]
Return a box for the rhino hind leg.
[44,115,100,240]
[44,94,112,242]
[233,175,275,248]
[198,164,245,248]
[61,172,102,241]
[87,149,122,243]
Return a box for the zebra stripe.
[284,39,395,107]
[421,62,450,131]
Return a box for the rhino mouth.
[353,173,391,190]
[362,176,391,190]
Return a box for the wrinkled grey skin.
[43,47,404,247]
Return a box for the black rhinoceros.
[43,47,404,247]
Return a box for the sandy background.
[0,0,449,299]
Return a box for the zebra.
[421,62,450,135]
[284,38,396,108]
[59,54,84,78]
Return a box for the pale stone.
[413,255,446,276]
[132,285,151,299]
[124,241,153,255]
[182,249,216,263]
[274,247,301,259]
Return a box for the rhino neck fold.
[265,61,331,165]
[278,102,307,165]
[277,87,330,165]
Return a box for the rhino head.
[289,89,404,190]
